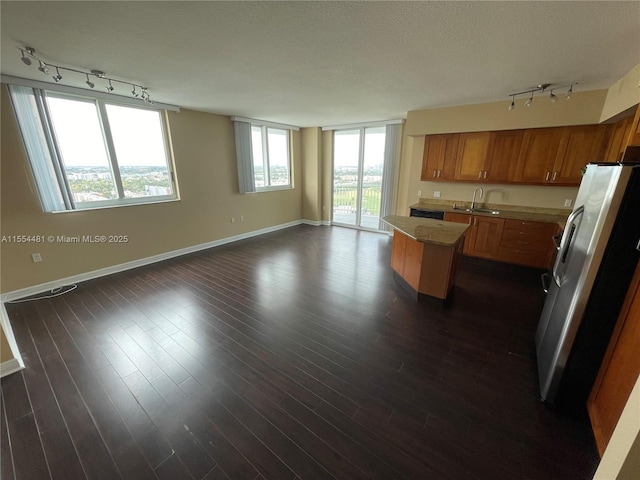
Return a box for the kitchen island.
[382,215,469,306]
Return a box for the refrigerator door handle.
[552,233,562,250]
[553,205,585,287]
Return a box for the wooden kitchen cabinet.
[604,117,633,162]
[627,104,640,146]
[453,132,492,181]
[444,212,504,259]
[421,134,459,181]
[588,260,640,456]
[552,125,609,185]
[484,130,523,182]
[496,219,559,269]
[513,127,565,184]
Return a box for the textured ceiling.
[1,1,639,127]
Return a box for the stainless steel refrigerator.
[536,162,640,408]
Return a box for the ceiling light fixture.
[565,84,573,100]
[17,46,150,103]
[20,48,33,65]
[38,60,49,75]
[508,82,577,111]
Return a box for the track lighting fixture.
[17,46,150,103]
[565,84,573,100]
[20,48,32,65]
[38,61,49,75]
[525,94,533,107]
[507,82,577,111]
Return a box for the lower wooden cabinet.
[588,260,640,455]
[496,219,559,269]
[445,213,559,269]
[444,213,504,259]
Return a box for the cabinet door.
[391,230,407,275]
[514,128,564,183]
[497,219,558,268]
[444,212,472,254]
[467,216,504,259]
[552,125,608,185]
[604,118,632,162]
[628,104,640,146]
[588,261,640,455]
[486,130,523,182]
[421,134,458,181]
[454,132,491,181]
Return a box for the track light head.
[106,79,114,92]
[565,84,573,100]
[508,97,515,111]
[20,49,32,65]
[549,91,557,104]
[53,67,63,82]
[38,61,50,75]
[525,95,533,107]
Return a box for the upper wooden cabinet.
[552,125,609,185]
[486,130,523,182]
[453,132,492,181]
[627,104,640,147]
[421,134,458,181]
[513,127,564,183]
[604,117,633,162]
[422,123,614,186]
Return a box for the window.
[233,118,295,193]
[251,126,291,189]
[9,85,176,211]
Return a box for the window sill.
[51,197,179,213]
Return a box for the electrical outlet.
[240,215,245,222]
[564,199,573,207]
[32,253,42,263]
[433,191,441,198]
[417,190,422,197]
[231,217,235,223]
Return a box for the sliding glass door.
[332,127,386,229]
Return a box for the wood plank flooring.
[2,225,600,479]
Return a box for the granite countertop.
[409,200,569,225]
[382,215,469,247]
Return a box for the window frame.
[251,124,292,192]
[9,84,177,212]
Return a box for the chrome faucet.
[471,187,484,210]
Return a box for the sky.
[46,96,169,168]
[334,127,385,169]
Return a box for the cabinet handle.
[552,172,558,181]
[438,169,442,178]
[478,171,483,179]
[483,171,487,179]
[545,172,550,181]
[433,169,437,178]
[473,217,478,226]
[468,217,472,225]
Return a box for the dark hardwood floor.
[2,225,600,479]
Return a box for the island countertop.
[382,215,469,247]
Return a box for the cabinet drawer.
[497,246,550,269]
[500,229,554,251]
[503,218,556,234]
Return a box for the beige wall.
[600,64,640,123]
[0,85,302,293]
[301,127,322,222]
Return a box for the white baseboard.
[0,358,24,378]
[1,219,304,303]
[302,219,331,226]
